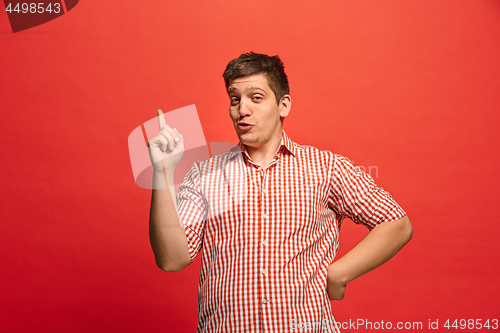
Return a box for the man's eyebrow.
[228,87,238,94]
[247,86,267,94]
[228,86,268,94]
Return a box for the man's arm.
[148,109,191,272]
[327,215,412,300]
[149,170,191,272]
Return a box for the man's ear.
[279,95,292,119]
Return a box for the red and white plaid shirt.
[177,131,406,332]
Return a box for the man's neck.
[244,131,282,170]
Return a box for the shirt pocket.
[283,184,321,227]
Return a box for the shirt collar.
[280,130,296,157]
[228,130,296,160]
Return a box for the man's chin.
[238,134,259,146]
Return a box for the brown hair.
[223,52,289,105]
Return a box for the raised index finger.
[157,109,166,129]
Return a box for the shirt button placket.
[260,170,270,331]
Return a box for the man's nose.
[239,98,251,117]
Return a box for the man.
[148,52,412,332]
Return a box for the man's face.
[228,73,290,149]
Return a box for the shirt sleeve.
[176,162,208,264]
[329,154,406,230]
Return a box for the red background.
[1,1,499,332]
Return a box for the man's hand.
[148,109,184,174]
[326,262,347,300]
[148,109,191,272]
[326,216,412,301]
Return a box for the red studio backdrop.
[1,1,499,332]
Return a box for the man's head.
[223,52,289,105]
[224,53,292,152]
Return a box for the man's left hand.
[327,263,347,300]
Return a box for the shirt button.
[262,298,269,304]
[263,214,268,219]
[262,240,268,246]
[263,188,268,193]
[261,269,268,276]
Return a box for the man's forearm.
[327,215,412,300]
[149,169,191,272]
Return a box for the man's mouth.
[237,122,254,131]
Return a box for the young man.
[148,52,412,332]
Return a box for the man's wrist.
[153,168,175,178]
[328,261,350,285]
[152,168,176,190]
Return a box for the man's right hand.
[148,109,184,174]
[148,109,191,272]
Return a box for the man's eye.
[252,96,263,102]
[231,98,240,105]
